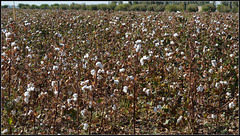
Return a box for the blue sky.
[1,1,221,6]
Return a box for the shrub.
[129,4,147,11]
[217,5,231,13]
[154,5,165,12]
[115,3,131,11]
[108,3,117,10]
[51,4,59,9]
[186,4,198,12]
[86,5,98,10]
[1,5,8,8]
[232,6,239,13]
[146,4,157,11]
[98,4,110,11]
[165,4,183,12]
[39,4,50,9]
[202,4,216,12]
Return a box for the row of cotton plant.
[1,8,239,135]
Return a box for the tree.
[186,4,198,12]
[18,3,25,9]
[147,4,157,11]
[59,4,69,10]
[202,4,216,12]
[51,3,59,9]
[133,1,139,5]
[115,3,131,11]
[217,4,231,12]
[39,4,50,9]
[1,5,8,8]
[30,4,39,9]
[118,1,123,5]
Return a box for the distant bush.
[165,4,183,12]
[202,4,216,12]
[146,4,157,11]
[108,3,117,10]
[217,5,231,13]
[154,5,165,12]
[1,5,8,8]
[86,5,98,10]
[232,6,239,13]
[39,4,50,9]
[30,4,39,9]
[186,4,198,12]
[115,3,131,11]
[98,4,110,11]
[51,4,59,9]
[129,4,147,11]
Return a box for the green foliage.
[154,5,165,12]
[86,5,98,10]
[217,4,231,13]
[51,3,59,9]
[1,5,8,8]
[165,4,183,12]
[129,4,147,11]
[115,3,131,11]
[186,4,198,12]
[59,4,69,10]
[70,3,80,10]
[39,4,50,9]
[18,4,30,9]
[232,6,239,13]
[146,4,157,11]
[98,4,110,11]
[202,4,216,12]
[30,4,39,9]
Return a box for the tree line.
[1,1,239,13]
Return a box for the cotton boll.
[173,33,179,37]
[226,92,231,97]
[96,62,103,68]
[215,82,220,89]
[83,123,88,130]
[157,105,162,110]
[24,97,29,103]
[51,81,56,87]
[229,102,235,109]
[209,69,213,74]
[81,110,86,116]
[53,66,59,70]
[2,129,8,134]
[197,84,204,92]
[126,76,134,81]
[73,93,78,99]
[177,116,183,124]
[119,68,125,73]
[84,53,89,58]
[114,80,119,85]
[91,69,96,76]
[211,60,217,67]
[112,105,117,111]
[170,41,175,45]
[54,91,58,96]
[5,32,11,38]
[154,107,157,112]
[135,44,141,52]
[123,86,128,93]
[211,114,217,119]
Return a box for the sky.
[1,1,221,6]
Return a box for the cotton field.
[1,8,239,134]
